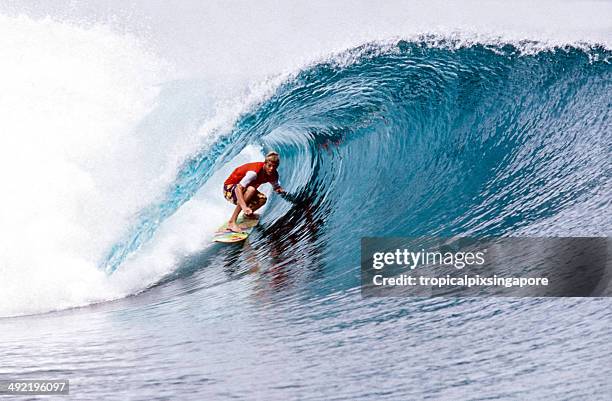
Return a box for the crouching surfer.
[223,151,286,232]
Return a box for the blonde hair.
[265,151,280,164]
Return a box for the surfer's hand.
[275,187,286,194]
[243,207,253,215]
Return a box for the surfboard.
[212,214,259,243]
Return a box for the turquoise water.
[3,41,611,400]
[104,42,611,274]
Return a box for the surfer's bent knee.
[250,192,267,208]
[259,193,267,205]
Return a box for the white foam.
[0,15,173,316]
[111,146,266,292]
[0,15,285,317]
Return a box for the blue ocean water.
[2,40,612,400]
[104,42,611,273]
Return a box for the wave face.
[2,19,611,398]
[77,41,610,400]
[103,42,611,280]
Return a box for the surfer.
[223,151,286,232]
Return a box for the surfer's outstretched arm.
[273,182,286,194]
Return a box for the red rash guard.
[224,162,280,189]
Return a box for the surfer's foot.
[227,222,244,233]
